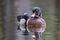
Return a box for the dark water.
[16,30,33,40]
[16,30,43,40]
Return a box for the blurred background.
[0,0,60,40]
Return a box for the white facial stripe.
[31,14,35,17]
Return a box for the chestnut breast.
[28,18,42,29]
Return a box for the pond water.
[0,0,60,40]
